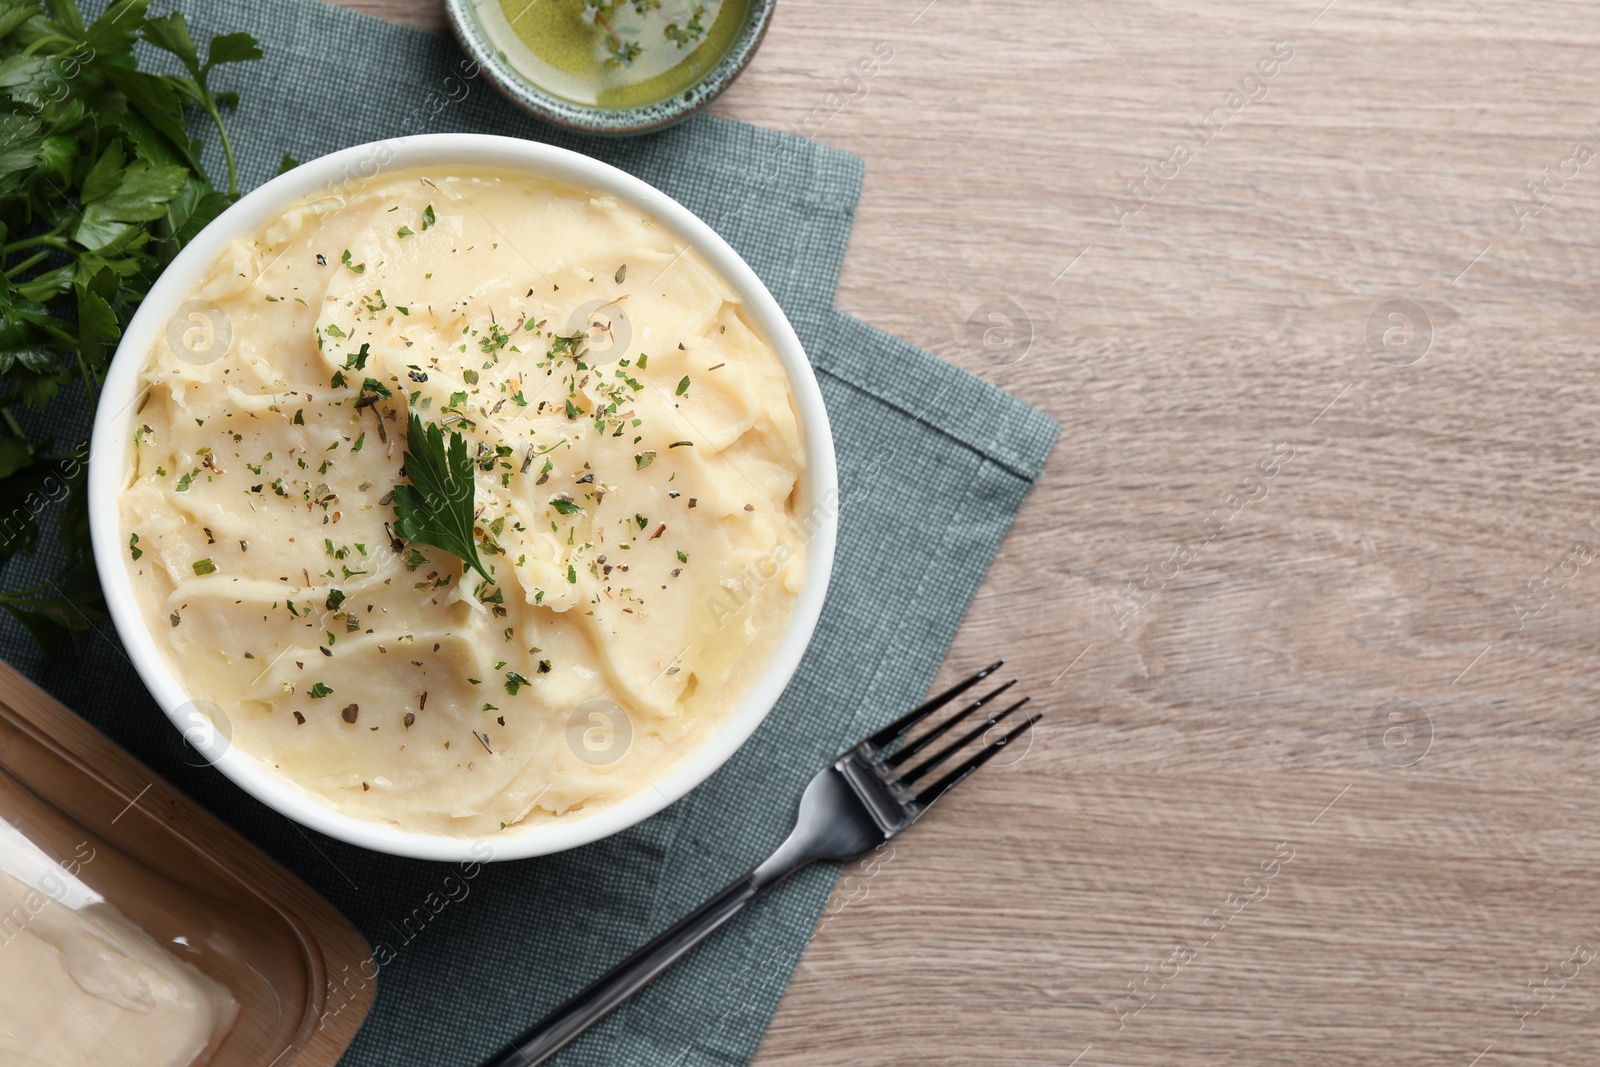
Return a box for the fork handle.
[480,873,770,1066]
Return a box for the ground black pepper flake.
[293,711,305,725]
[342,703,359,724]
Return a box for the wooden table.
[339,2,1600,1062]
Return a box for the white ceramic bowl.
[88,134,836,862]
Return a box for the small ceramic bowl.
[88,133,837,862]
[446,0,775,136]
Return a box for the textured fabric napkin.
[0,2,1058,1063]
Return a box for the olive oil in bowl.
[480,0,752,110]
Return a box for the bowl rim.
[88,132,837,862]
[444,0,776,136]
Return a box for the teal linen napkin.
[0,2,1058,1063]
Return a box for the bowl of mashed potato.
[88,134,836,861]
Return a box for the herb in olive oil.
[489,0,750,110]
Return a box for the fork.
[480,661,1039,1067]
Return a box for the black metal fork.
[481,661,1039,1067]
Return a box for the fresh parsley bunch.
[0,0,260,651]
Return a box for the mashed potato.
[119,168,806,836]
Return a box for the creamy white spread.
[120,168,806,835]
[0,826,237,1067]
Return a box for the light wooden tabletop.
[338,2,1600,1063]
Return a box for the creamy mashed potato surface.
[120,169,807,835]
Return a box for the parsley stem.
[21,34,78,55]
[74,350,99,413]
[39,322,100,412]
[3,250,50,278]
[0,580,57,601]
[201,98,240,198]
[1,232,72,255]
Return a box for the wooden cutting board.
[0,658,374,1066]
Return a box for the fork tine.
[864,660,1003,751]
[884,680,1018,768]
[898,697,1030,785]
[913,713,1041,808]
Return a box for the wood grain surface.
[336,2,1600,1063]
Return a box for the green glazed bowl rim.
[444,0,775,137]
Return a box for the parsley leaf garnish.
[391,411,492,582]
